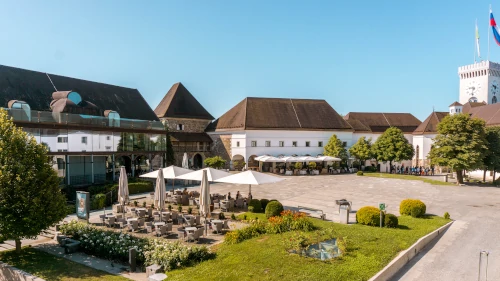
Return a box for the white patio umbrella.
[316,156,342,162]
[215,170,284,195]
[154,168,166,211]
[140,165,192,193]
[199,169,211,236]
[176,167,231,182]
[118,166,129,212]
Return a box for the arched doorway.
[193,154,203,169]
[232,154,245,171]
[248,155,258,169]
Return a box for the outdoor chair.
[171,212,178,223]
[138,218,145,228]
[145,222,154,233]
[115,214,123,219]
[165,222,173,235]
[196,227,205,241]
[154,215,161,222]
[156,225,167,237]
[128,220,138,232]
[235,199,243,208]
[223,220,229,230]
[214,202,220,209]
[137,209,146,218]
[105,217,115,228]
[213,222,223,234]
[162,213,171,222]
[177,227,186,240]
[115,218,127,229]
[221,202,228,212]
[147,208,153,218]
[186,232,196,242]
[195,215,201,226]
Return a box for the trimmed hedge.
[356,206,381,226]
[400,199,426,218]
[91,193,106,210]
[265,201,284,218]
[260,199,270,211]
[248,199,262,213]
[384,213,398,228]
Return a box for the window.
[318,141,323,147]
[105,146,111,151]
[292,141,297,147]
[57,149,68,152]
[305,141,310,147]
[279,141,284,147]
[81,136,87,144]
[265,141,271,147]
[342,141,347,147]
[57,137,68,143]
[236,141,240,147]
[177,124,184,131]
[251,141,257,147]
[57,158,65,170]
[106,136,111,141]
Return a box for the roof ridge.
[290,99,302,128]
[381,113,391,126]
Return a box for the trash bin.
[339,205,349,224]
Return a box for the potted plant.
[177,205,183,213]
[142,202,146,208]
[133,201,138,207]
[168,204,172,211]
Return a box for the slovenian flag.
[491,10,500,46]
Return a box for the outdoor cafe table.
[285,170,293,176]
[212,219,223,224]
[154,222,165,227]
[127,218,138,222]
[185,227,197,233]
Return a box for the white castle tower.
[458,61,500,104]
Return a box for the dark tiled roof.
[413,112,448,134]
[206,97,352,131]
[344,118,371,132]
[462,101,487,113]
[449,101,463,107]
[154,82,214,120]
[468,102,500,126]
[0,65,159,121]
[344,112,421,133]
[170,132,213,142]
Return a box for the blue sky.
[0,0,497,120]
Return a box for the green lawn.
[363,172,455,186]
[167,214,449,281]
[0,248,128,281]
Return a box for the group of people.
[391,165,435,176]
[227,191,252,201]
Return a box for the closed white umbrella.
[118,166,129,212]
[215,170,284,196]
[176,167,231,182]
[154,168,166,211]
[182,153,189,169]
[199,170,211,236]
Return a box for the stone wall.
[209,134,232,167]
[0,262,45,281]
[173,151,213,168]
[161,118,211,133]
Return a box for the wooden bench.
[298,206,326,220]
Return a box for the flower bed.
[60,221,213,271]
[225,210,315,244]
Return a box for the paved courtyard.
[208,174,500,281]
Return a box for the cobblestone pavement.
[208,174,500,281]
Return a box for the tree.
[165,128,175,166]
[482,127,500,182]
[0,109,67,253]
[372,127,414,171]
[349,136,373,168]
[204,156,226,169]
[428,114,487,184]
[323,134,348,164]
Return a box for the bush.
[294,162,303,170]
[128,182,154,194]
[356,206,381,226]
[384,213,399,228]
[444,212,450,220]
[400,199,426,218]
[225,220,268,244]
[267,210,315,234]
[248,206,255,213]
[356,171,363,176]
[265,201,284,218]
[187,207,193,214]
[91,194,106,210]
[231,213,236,220]
[260,199,270,211]
[248,199,262,213]
[364,166,377,172]
[219,213,226,220]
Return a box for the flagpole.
[475,19,478,63]
[489,5,492,61]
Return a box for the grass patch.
[0,248,128,281]
[236,212,267,221]
[363,172,454,186]
[167,214,449,281]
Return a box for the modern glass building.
[0,65,168,186]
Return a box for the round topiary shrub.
[248,206,255,213]
[260,199,270,211]
[399,199,426,218]
[265,200,284,218]
[248,199,262,213]
[356,171,363,176]
[356,206,381,226]
[384,213,398,228]
[444,212,450,220]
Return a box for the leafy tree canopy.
[165,126,175,166]
[323,134,348,162]
[372,127,414,166]
[0,109,67,253]
[349,136,373,163]
[483,126,500,172]
[428,114,487,183]
[204,156,226,169]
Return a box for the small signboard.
[76,191,90,222]
[379,203,386,211]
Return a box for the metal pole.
[380,210,383,228]
[489,5,491,61]
[478,250,489,281]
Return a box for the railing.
[4,108,165,131]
